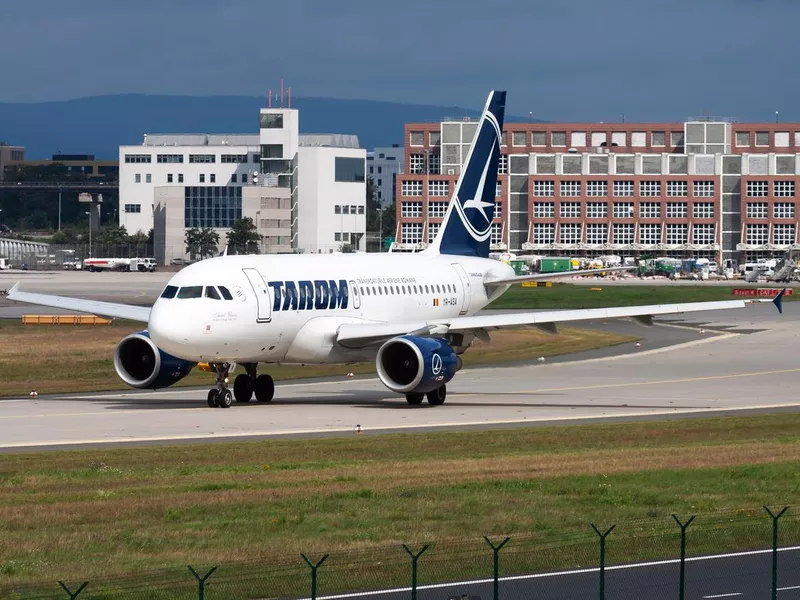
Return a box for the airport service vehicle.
[0,258,10,270]
[7,91,784,409]
[83,257,131,272]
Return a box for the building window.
[533,180,555,197]
[512,132,526,146]
[551,132,567,146]
[490,223,503,245]
[639,202,661,218]
[184,186,242,228]
[755,132,769,146]
[613,180,634,197]
[124,204,141,213]
[124,154,151,163]
[145,174,151,183]
[178,174,184,183]
[401,223,422,244]
[221,154,248,163]
[496,181,502,197]
[747,202,768,219]
[559,223,581,244]
[429,132,441,146]
[775,181,795,197]
[667,181,688,197]
[640,223,661,244]
[157,154,184,163]
[560,181,581,197]
[334,157,365,182]
[533,223,555,244]
[613,223,634,244]
[428,153,440,175]
[334,205,341,214]
[199,174,205,183]
[210,174,216,183]
[586,223,608,245]
[231,174,237,183]
[747,181,769,197]
[666,202,688,218]
[401,180,423,196]
[334,232,341,242]
[252,154,260,163]
[533,202,555,218]
[189,154,215,163]
[586,202,607,218]
[167,174,173,183]
[693,181,715,197]
[401,202,423,218]
[409,153,425,174]
[774,224,796,245]
[428,222,440,243]
[560,202,581,218]
[587,181,608,197]
[134,174,141,183]
[652,131,666,146]
[613,202,634,218]
[428,202,447,218]
[746,224,768,245]
[774,202,795,219]
[358,205,365,214]
[532,132,546,146]
[640,181,661,197]
[671,131,685,147]
[495,202,503,217]
[693,202,714,218]
[691,224,714,245]
[428,180,449,197]
[666,224,687,245]
[409,132,424,146]
[736,131,750,147]
[342,206,350,215]
[498,155,508,174]
[260,114,283,129]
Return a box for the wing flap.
[7,283,151,323]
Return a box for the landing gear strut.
[207,363,234,408]
[406,385,447,406]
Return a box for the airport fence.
[1,506,798,599]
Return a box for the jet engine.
[376,335,458,394]
[113,331,196,389]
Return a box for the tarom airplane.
[7,91,785,408]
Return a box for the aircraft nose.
[148,299,191,355]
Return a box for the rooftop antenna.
[268,89,272,108]
[280,78,284,108]
[288,86,291,108]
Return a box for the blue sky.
[2,0,796,121]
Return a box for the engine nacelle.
[376,335,458,394]
[113,331,196,389]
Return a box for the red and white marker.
[355,424,362,434]
[29,390,38,398]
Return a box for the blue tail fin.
[427,90,506,258]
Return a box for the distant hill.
[0,94,538,159]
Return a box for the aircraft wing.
[336,295,783,349]
[6,283,151,323]
[484,266,634,287]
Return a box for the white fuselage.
[148,253,514,364]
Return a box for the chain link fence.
[1,506,798,599]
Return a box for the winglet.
[773,288,786,314]
[7,282,19,299]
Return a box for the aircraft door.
[348,280,361,309]
[450,263,471,315]
[242,268,272,323]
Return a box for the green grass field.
[0,413,799,596]
[488,282,793,309]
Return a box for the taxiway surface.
[0,302,797,451]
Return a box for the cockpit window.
[205,286,222,300]
[160,285,178,299]
[218,286,233,300]
[176,286,203,299]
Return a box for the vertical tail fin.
[426,90,506,258]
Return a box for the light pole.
[58,189,62,231]
[85,211,92,257]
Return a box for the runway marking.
[523,367,800,394]
[702,594,743,599]
[297,546,800,599]
[778,586,800,591]
[1,403,799,449]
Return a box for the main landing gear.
[207,362,275,408]
[405,385,447,406]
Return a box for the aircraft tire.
[254,374,274,403]
[207,389,218,408]
[233,374,253,402]
[217,388,233,408]
[426,385,447,406]
[405,393,424,405]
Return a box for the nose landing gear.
[208,362,275,408]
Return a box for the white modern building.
[119,106,366,264]
[367,145,403,207]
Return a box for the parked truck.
[538,257,572,273]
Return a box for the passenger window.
[218,286,233,300]
[205,286,222,300]
[436,285,441,293]
[360,287,365,295]
[160,285,178,299]
[402,285,406,294]
[378,287,383,295]
[366,287,371,296]
[424,285,429,293]
[176,286,203,299]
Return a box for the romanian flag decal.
[433,298,439,307]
